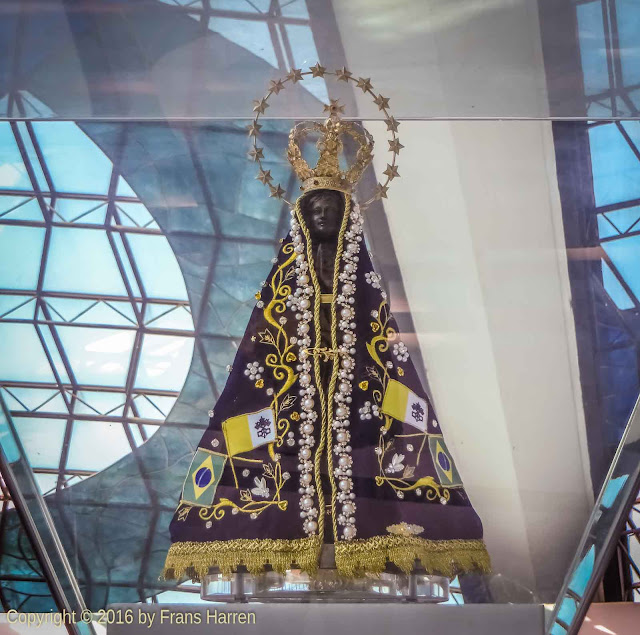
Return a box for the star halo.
[248,65,401,210]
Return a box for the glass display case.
[1,2,640,635]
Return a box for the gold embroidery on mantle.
[160,535,490,581]
[161,536,322,580]
[335,535,491,577]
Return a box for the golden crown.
[286,113,374,195]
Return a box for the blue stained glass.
[134,333,195,391]
[36,324,70,384]
[114,202,155,228]
[126,233,189,301]
[111,232,141,297]
[52,199,108,225]
[576,2,610,96]
[55,326,135,387]
[0,324,56,383]
[116,176,137,198]
[32,122,113,195]
[279,0,309,19]
[145,304,193,331]
[75,391,126,417]
[65,420,132,471]
[212,0,269,11]
[601,259,634,310]
[597,214,619,239]
[134,395,177,420]
[617,0,640,87]
[16,123,48,191]
[285,25,329,103]
[12,417,67,470]
[598,206,640,238]
[0,123,32,190]
[0,225,45,290]
[589,124,640,207]
[44,227,127,296]
[568,545,595,596]
[601,474,629,509]
[602,235,640,302]
[0,295,35,320]
[0,197,43,222]
[35,473,60,496]
[2,388,60,412]
[209,18,277,68]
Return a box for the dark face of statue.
[301,190,345,242]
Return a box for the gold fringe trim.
[334,535,491,578]
[160,536,322,581]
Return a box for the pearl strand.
[286,209,319,536]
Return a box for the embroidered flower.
[371,321,380,332]
[251,476,270,498]
[385,453,405,474]
[245,361,264,381]
[398,367,405,377]
[365,271,382,289]
[393,341,409,362]
[291,411,300,421]
[359,401,373,420]
[386,522,424,536]
[255,378,264,388]
[359,380,369,391]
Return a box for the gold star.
[310,63,326,77]
[286,68,303,83]
[389,139,404,154]
[383,164,400,180]
[270,183,286,199]
[356,77,373,92]
[373,94,390,110]
[252,98,269,114]
[269,78,285,94]
[256,168,273,184]
[246,121,262,137]
[385,116,400,132]
[248,146,264,162]
[335,67,353,82]
[375,183,389,199]
[323,99,345,116]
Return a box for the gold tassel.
[160,536,322,581]
[334,536,491,578]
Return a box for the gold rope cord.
[334,535,492,578]
[297,199,328,538]
[161,536,323,581]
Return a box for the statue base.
[200,569,450,603]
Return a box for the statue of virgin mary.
[162,95,490,582]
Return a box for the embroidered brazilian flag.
[181,449,227,507]
[222,407,276,457]
[381,379,428,431]
[428,436,462,487]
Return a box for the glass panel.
[2,0,640,119]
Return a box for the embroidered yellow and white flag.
[222,407,276,457]
[381,379,428,431]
